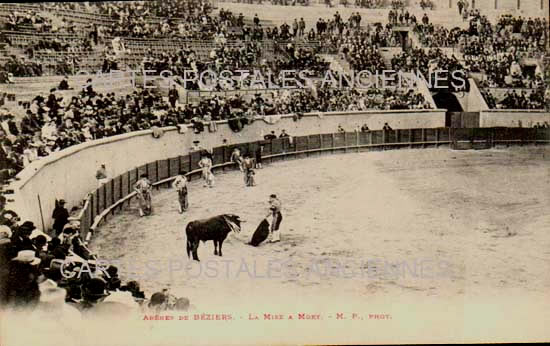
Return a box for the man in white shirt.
[198,155,214,188]
[134,174,152,216]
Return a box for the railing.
[2,31,87,48]
[76,126,550,240]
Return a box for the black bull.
[186,214,242,261]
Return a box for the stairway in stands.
[320,54,350,75]
[381,54,393,70]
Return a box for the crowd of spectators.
[409,13,550,89]
[24,38,94,59]
[141,42,262,77]
[0,84,167,177]
[0,66,434,180]
[482,88,546,110]
[341,35,386,73]
[4,9,48,32]
[0,203,190,316]
[167,86,431,122]
[138,41,329,90]
[496,15,548,48]
[388,9,417,26]
[94,0,212,19]
[226,0,407,7]
[458,15,546,56]
[275,45,330,76]
[311,86,431,111]
[391,48,464,76]
[1,56,43,78]
[467,53,545,88]
[414,24,462,47]
[231,0,310,5]
[354,0,386,9]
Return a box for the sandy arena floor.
[92,147,550,309]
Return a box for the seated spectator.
[58,76,71,91]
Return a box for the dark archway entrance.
[433,92,463,112]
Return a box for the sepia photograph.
[0,0,549,345]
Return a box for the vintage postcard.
[0,0,549,345]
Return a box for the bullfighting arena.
[92,147,550,312]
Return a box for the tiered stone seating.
[2,31,86,48]
[0,73,136,104]
[32,50,106,73]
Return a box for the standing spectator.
[462,1,469,21]
[52,200,69,236]
[457,0,464,15]
[292,19,299,37]
[95,164,108,187]
[172,171,188,214]
[168,85,179,109]
[298,18,306,37]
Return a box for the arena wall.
[480,110,550,128]
[7,109,446,230]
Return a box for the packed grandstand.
[0,0,549,316]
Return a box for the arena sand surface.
[93,146,550,300]
[85,147,550,343]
